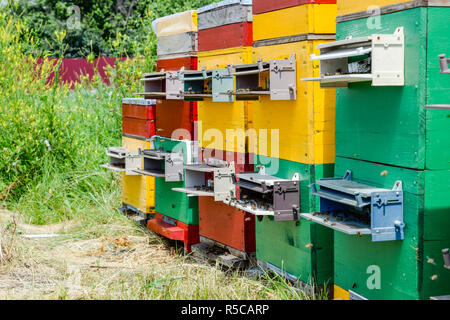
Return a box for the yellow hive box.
[152,10,198,37]
[333,285,350,300]
[253,4,336,42]
[337,0,412,17]
[252,40,335,165]
[197,47,253,154]
[121,136,155,214]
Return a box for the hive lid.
[121,98,156,106]
[152,10,198,37]
[197,0,252,14]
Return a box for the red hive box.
[198,148,256,253]
[122,102,156,120]
[253,0,337,15]
[156,57,198,139]
[197,0,253,52]
[122,98,156,138]
[198,22,253,52]
[148,212,200,253]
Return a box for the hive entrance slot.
[302,28,405,87]
[172,161,235,201]
[182,69,213,101]
[307,170,405,241]
[101,147,140,175]
[137,72,167,98]
[228,169,300,221]
[133,149,184,182]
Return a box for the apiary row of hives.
[102,0,450,300]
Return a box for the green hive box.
[153,137,199,225]
[255,155,334,286]
[335,6,450,170]
[333,157,450,300]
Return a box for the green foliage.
[6,0,219,58]
[0,0,221,222]
[0,0,224,219]
[0,14,123,222]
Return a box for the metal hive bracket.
[133,148,184,182]
[305,170,405,242]
[229,167,300,221]
[212,69,234,103]
[213,161,236,201]
[302,27,404,87]
[439,54,450,74]
[443,249,450,270]
[227,55,297,101]
[172,160,235,201]
[270,54,297,101]
[166,70,184,100]
[101,147,140,176]
[133,149,166,178]
[164,150,184,182]
[273,179,300,221]
[230,59,270,100]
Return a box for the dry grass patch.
[0,209,320,300]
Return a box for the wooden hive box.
[153,137,199,226]
[122,98,156,139]
[156,57,198,139]
[335,5,450,170]
[121,136,155,214]
[198,148,256,253]
[197,0,253,51]
[197,47,254,154]
[253,3,336,42]
[332,156,450,300]
[252,38,336,165]
[253,0,336,15]
[254,155,335,287]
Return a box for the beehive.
[253,0,336,15]
[197,0,253,51]
[155,57,198,139]
[252,39,336,165]
[121,136,155,214]
[153,136,199,226]
[337,0,412,17]
[253,4,336,42]
[154,10,198,59]
[197,47,254,154]
[335,6,450,170]
[122,98,156,138]
[332,156,450,300]
[316,3,450,300]
[198,148,256,253]
[148,213,200,252]
[254,156,334,285]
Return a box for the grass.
[0,12,327,300]
[0,209,326,300]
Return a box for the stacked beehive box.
[248,0,337,289]
[154,10,199,139]
[147,10,200,252]
[101,0,450,300]
[120,98,157,220]
[305,0,450,300]
[195,0,256,260]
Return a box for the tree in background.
[7,0,218,58]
